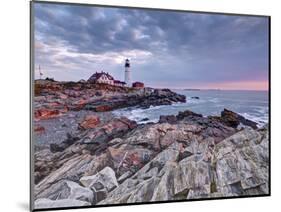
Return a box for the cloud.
[33,2,269,89]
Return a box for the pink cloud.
[201,80,269,91]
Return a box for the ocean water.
[113,90,269,127]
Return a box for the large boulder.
[34,152,113,197]
[176,110,203,120]
[220,109,258,129]
[220,109,241,128]
[80,166,118,192]
[35,180,94,203]
[80,167,119,203]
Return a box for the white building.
[88,71,126,87]
[88,71,114,85]
[125,59,131,87]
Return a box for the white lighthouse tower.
[124,58,131,87]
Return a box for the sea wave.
[113,105,268,126]
[113,91,268,127]
[239,112,268,127]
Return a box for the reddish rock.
[76,99,87,105]
[48,102,62,108]
[34,109,61,120]
[95,105,112,112]
[34,125,45,134]
[58,93,68,99]
[79,115,101,130]
[117,117,138,129]
[126,152,141,166]
[132,81,144,88]
[73,99,87,111]
[43,83,62,92]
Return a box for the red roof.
[132,81,144,87]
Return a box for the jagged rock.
[214,127,268,193]
[35,198,90,209]
[159,115,177,124]
[98,126,268,204]
[80,167,118,192]
[34,80,186,114]
[117,171,134,183]
[35,154,93,193]
[98,143,180,204]
[82,117,137,155]
[35,180,94,203]
[220,108,258,129]
[34,117,135,185]
[33,98,268,207]
[34,148,59,184]
[176,110,203,120]
[34,152,113,197]
[220,109,241,128]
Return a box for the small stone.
[78,115,100,130]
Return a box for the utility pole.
[39,65,43,80]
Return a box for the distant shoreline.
[179,88,268,92]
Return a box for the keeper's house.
[88,71,126,87]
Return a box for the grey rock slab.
[35,198,90,209]
[36,180,94,204]
[80,166,118,192]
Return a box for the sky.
[33,2,269,90]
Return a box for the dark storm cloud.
[34,2,269,89]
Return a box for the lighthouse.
[124,58,131,86]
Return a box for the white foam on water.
[252,106,268,115]
[138,118,158,124]
[113,106,155,123]
[239,112,268,128]
[186,97,207,104]
[208,98,220,103]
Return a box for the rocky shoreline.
[34,80,186,146]
[34,80,186,120]
[33,82,269,209]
